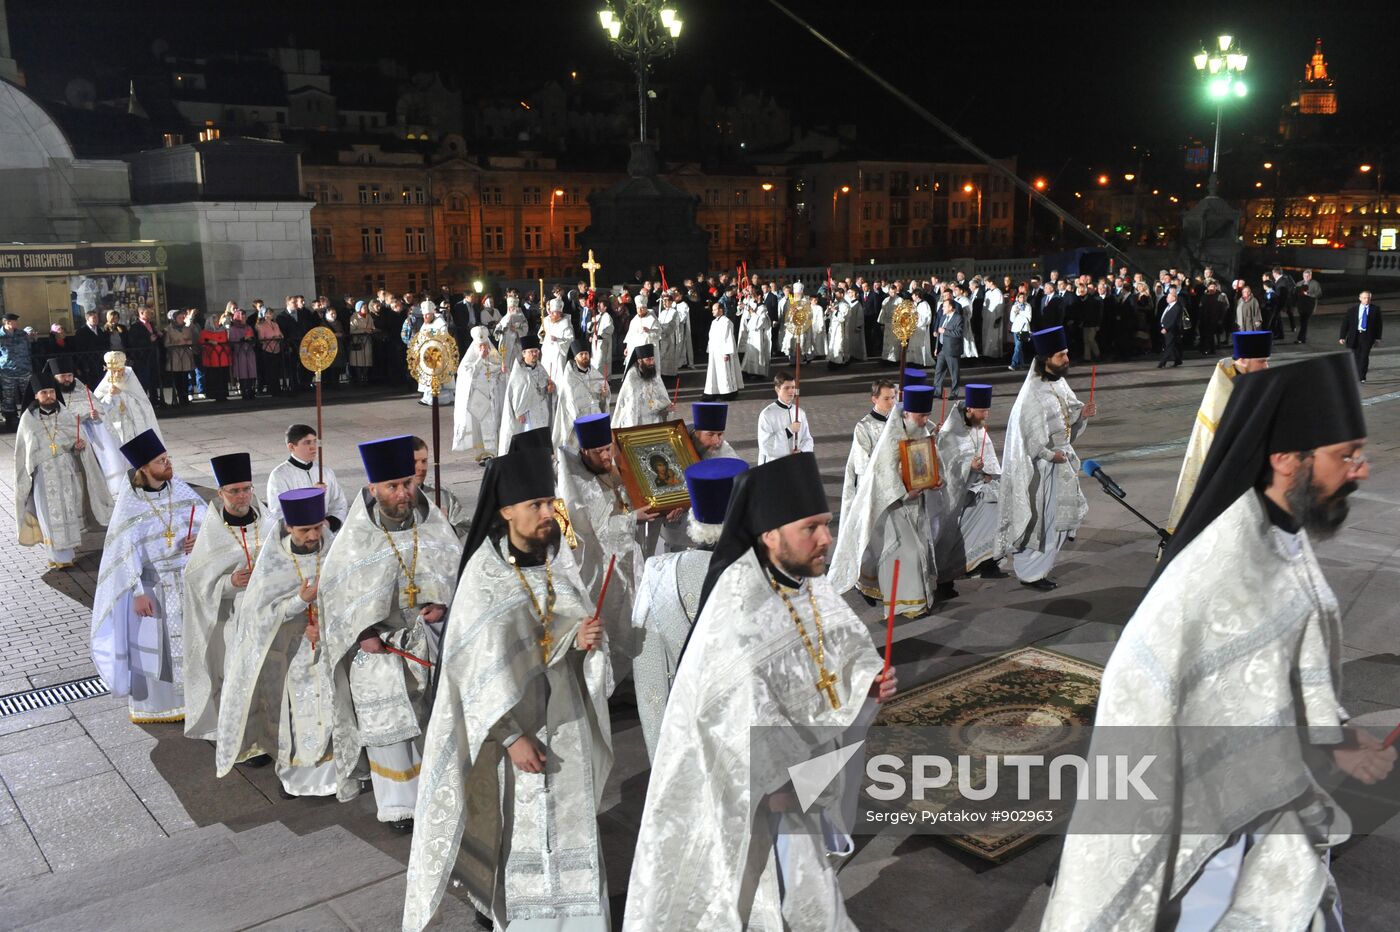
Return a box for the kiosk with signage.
[0,242,168,332]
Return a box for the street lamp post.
[1193,34,1248,197]
[831,184,850,262]
[1027,177,1047,250]
[963,182,982,248]
[598,2,684,144]
[548,187,565,277]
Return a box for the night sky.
[10,0,1400,181]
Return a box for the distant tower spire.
[1305,38,1329,82]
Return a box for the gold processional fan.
[785,294,812,343]
[407,329,460,397]
[299,326,338,376]
[891,298,918,349]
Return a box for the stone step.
[0,823,239,932]
[22,824,403,932]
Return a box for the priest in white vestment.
[980,281,1005,359]
[320,435,461,827]
[739,297,771,379]
[625,453,896,930]
[839,378,898,534]
[703,302,741,400]
[655,295,681,378]
[1044,353,1383,932]
[555,412,647,683]
[996,327,1095,591]
[92,351,161,448]
[215,488,339,797]
[631,456,747,759]
[413,305,454,405]
[43,355,121,516]
[451,326,502,463]
[265,423,350,531]
[403,449,612,932]
[90,351,162,503]
[780,283,815,360]
[907,289,934,366]
[90,429,203,723]
[494,297,529,374]
[552,339,609,452]
[1166,330,1272,532]
[497,335,554,455]
[612,343,673,429]
[410,438,471,541]
[826,292,852,367]
[757,370,813,464]
[14,372,111,567]
[830,385,941,616]
[933,384,1006,592]
[621,302,657,371]
[671,288,694,369]
[182,453,268,742]
[689,401,740,460]
[541,298,575,383]
[878,286,903,361]
[588,301,615,378]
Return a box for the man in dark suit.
[762,284,781,358]
[931,296,964,396]
[1157,286,1184,368]
[1032,282,1063,331]
[71,309,106,388]
[1272,267,1296,334]
[860,282,882,356]
[1339,291,1382,382]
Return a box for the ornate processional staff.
[890,298,918,398]
[407,330,460,507]
[785,293,812,452]
[298,327,338,484]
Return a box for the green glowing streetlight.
[1194,34,1248,196]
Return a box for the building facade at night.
[301,147,1020,295]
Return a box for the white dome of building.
[0,76,75,169]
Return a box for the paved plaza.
[2,301,1398,929]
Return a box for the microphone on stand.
[1082,459,1125,499]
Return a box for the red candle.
[1383,722,1400,749]
[882,559,901,678]
[659,264,669,292]
[1089,365,1097,406]
[594,553,617,617]
[239,526,252,569]
[383,644,432,668]
[940,388,947,423]
[187,503,197,540]
[672,375,681,406]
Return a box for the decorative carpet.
[873,646,1103,862]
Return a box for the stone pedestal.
[1180,195,1243,279]
[579,142,708,287]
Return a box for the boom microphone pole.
[1082,459,1170,545]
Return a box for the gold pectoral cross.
[50,442,59,455]
[538,629,554,662]
[163,528,176,548]
[815,666,841,710]
[403,582,419,608]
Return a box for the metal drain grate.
[0,676,109,717]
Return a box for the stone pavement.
[1,296,1397,929]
